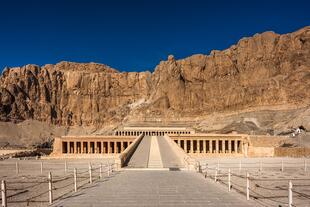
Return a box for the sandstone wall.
[274,147,310,157]
[248,147,275,157]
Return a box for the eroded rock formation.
[0,26,309,127]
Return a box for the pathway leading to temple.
[126,136,184,169]
[52,170,254,207]
[126,135,151,168]
[148,136,164,168]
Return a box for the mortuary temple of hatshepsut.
[50,126,297,166]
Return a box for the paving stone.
[53,170,256,206]
[126,136,151,168]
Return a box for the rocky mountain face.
[0,62,151,126]
[0,26,309,129]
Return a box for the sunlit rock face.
[0,26,309,127]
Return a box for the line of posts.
[1,162,114,206]
[206,166,296,206]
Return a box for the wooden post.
[48,172,53,204]
[16,161,19,174]
[65,161,68,173]
[40,161,43,174]
[99,163,102,179]
[1,180,7,207]
[74,168,77,192]
[288,180,292,207]
[89,163,92,184]
[246,172,250,200]
[228,168,231,192]
[214,169,218,182]
[281,160,284,172]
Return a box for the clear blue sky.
[0,0,309,72]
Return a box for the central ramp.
[157,136,184,169]
[126,135,151,168]
[148,136,164,168]
[125,136,184,169]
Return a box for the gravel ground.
[198,157,310,207]
[0,158,116,207]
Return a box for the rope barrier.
[199,162,310,207]
[6,182,45,191]
[247,188,289,204]
[291,189,310,199]
[0,161,117,206]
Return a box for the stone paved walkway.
[157,136,184,169]
[148,136,163,168]
[126,136,184,169]
[53,171,256,207]
[126,136,151,168]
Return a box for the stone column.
[177,139,181,147]
[215,140,219,153]
[83,142,86,153]
[65,142,69,154]
[71,142,75,154]
[228,140,232,153]
[222,140,225,153]
[190,140,194,153]
[74,142,77,154]
[114,142,117,154]
[87,142,90,154]
[235,140,238,153]
[203,140,206,153]
[107,141,110,154]
[94,142,97,154]
[184,140,188,153]
[121,141,124,152]
[209,140,212,153]
[197,140,200,153]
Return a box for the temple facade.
[51,128,249,158]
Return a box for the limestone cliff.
[147,27,310,116]
[0,62,151,126]
[0,26,309,128]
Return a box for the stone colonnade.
[172,138,245,154]
[61,139,133,154]
[115,130,191,136]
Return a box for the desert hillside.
[0,26,309,147]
